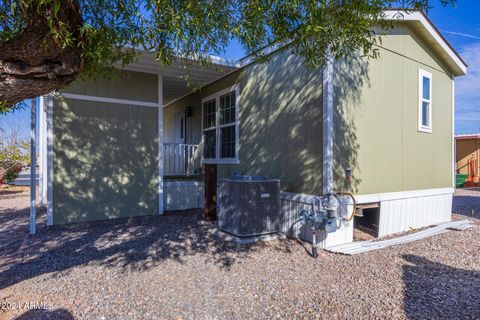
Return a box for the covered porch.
[29,54,236,231]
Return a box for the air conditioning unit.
[218,176,281,237]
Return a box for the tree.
[0,0,456,112]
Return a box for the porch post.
[29,98,37,234]
[38,96,45,206]
[46,94,54,226]
[203,164,217,220]
[158,74,164,214]
[42,96,48,204]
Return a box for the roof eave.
[383,9,467,77]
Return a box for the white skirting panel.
[280,188,453,246]
[164,181,204,211]
[322,220,353,248]
[378,192,452,237]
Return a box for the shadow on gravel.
[403,254,480,319]
[0,189,24,196]
[452,195,480,219]
[14,308,74,320]
[0,209,294,291]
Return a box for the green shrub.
[0,139,29,184]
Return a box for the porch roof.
[123,52,239,105]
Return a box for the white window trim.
[201,84,240,164]
[418,69,433,133]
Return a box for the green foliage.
[0,0,458,87]
[0,101,26,115]
[0,139,29,183]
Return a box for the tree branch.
[0,0,84,107]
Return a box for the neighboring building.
[34,10,467,245]
[455,134,480,187]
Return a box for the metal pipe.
[311,229,318,258]
[311,195,322,212]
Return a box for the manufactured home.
[33,10,467,247]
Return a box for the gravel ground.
[1,186,479,320]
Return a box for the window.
[202,85,239,163]
[203,99,216,159]
[418,69,432,133]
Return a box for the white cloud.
[455,41,480,134]
[441,30,480,40]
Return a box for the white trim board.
[417,68,433,133]
[280,187,454,205]
[451,77,456,188]
[322,52,334,195]
[200,84,241,165]
[61,93,158,108]
[46,94,54,226]
[355,187,454,204]
[383,10,467,76]
[158,75,164,215]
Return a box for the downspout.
[322,53,334,195]
[158,75,164,214]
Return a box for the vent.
[218,177,281,237]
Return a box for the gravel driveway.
[1,186,479,319]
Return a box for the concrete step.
[12,178,39,186]
[12,171,39,186]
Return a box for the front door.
[174,111,186,143]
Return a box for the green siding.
[232,53,324,194]
[334,25,453,194]
[165,23,455,196]
[53,100,159,224]
[374,23,451,74]
[64,70,158,103]
[165,51,324,194]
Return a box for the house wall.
[164,23,455,197]
[456,138,480,175]
[52,71,159,224]
[65,70,158,102]
[164,51,324,194]
[333,23,454,195]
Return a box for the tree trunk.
[0,0,84,107]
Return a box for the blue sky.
[427,0,480,134]
[1,1,479,139]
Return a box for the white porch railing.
[163,143,199,176]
